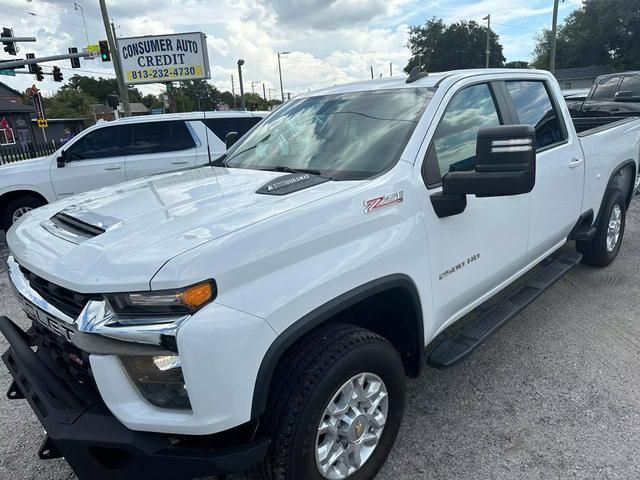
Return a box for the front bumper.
[0,316,270,480]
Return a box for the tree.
[41,89,97,118]
[505,61,530,69]
[405,18,505,73]
[61,74,143,105]
[532,0,640,70]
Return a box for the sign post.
[117,32,210,86]
[27,86,48,141]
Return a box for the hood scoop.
[256,173,330,196]
[41,206,122,244]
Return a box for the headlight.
[105,280,216,316]
[121,355,191,409]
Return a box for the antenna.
[203,112,213,167]
[406,66,428,84]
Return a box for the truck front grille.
[19,266,101,320]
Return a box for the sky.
[1,0,584,99]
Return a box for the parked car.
[2,69,640,480]
[0,111,268,229]
[568,71,640,131]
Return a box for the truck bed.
[574,116,640,136]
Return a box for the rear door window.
[131,121,196,155]
[203,117,262,141]
[591,76,621,101]
[505,81,566,150]
[618,76,640,98]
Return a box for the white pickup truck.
[2,69,639,480]
[0,111,267,229]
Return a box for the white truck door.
[51,124,129,199]
[124,120,198,180]
[503,80,584,258]
[418,82,531,334]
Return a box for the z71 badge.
[364,191,403,213]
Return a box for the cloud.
[1,0,582,99]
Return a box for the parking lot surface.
[2,202,640,480]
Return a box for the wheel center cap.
[349,414,368,442]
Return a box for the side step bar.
[428,251,582,369]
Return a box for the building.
[553,66,614,90]
[0,81,37,151]
[90,102,150,121]
[30,118,86,144]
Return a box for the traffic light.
[1,28,16,56]
[26,53,36,73]
[52,66,63,82]
[35,64,43,81]
[99,40,110,62]
[68,47,80,68]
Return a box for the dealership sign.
[118,32,210,85]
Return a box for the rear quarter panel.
[579,119,640,219]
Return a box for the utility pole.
[370,66,374,79]
[277,51,290,102]
[98,0,130,116]
[550,0,561,73]
[231,74,236,109]
[483,14,491,68]
[390,62,393,77]
[262,82,267,101]
[237,59,246,111]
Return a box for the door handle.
[104,165,122,171]
[569,158,583,168]
[171,160,189,165]
[610,107,620,112]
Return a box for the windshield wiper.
[270,165,332,179]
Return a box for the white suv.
[0,111,267,228]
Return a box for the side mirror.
[432,125,536,218]
[57,150,68,168]
[443,125,536,197]
[614,90,634,102]
[225,131,239,150]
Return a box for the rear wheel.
[2,196,46,229]
[258,324,406,480]
[577,189,626,267]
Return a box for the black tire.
[577,188,626,267]
[257,324,406,480]
[2,196,46,230]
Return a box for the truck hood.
[7,166,357,292]
[0,156,51,176]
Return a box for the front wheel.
[577,189,626,267]
[258,325,406,480]
[2,196,46,230]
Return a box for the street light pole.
[74,2,90,46]
[262,82,267,101]
[483,14,491,68]
[278,51,290,102]
[237,59,246,111]
[550,0,561,73]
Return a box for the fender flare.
[597,159,636,223]
[250,274,423,418]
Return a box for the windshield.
[225,87,435,180]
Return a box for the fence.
[0,141,63,165]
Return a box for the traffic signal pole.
[0,51,88,70]
[98,0,130,117]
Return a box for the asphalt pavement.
[2,202,640,480]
